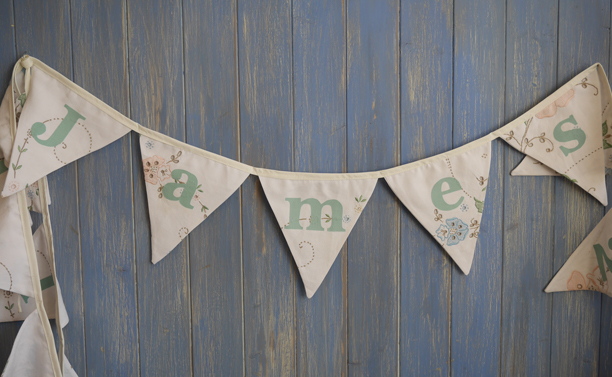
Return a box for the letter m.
[285,198,345,232]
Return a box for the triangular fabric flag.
[259,176,378,297]
[0,224,68,325]
[502,68,607,204]
[0,83,50,212]
[545,209,612,297]
[2,310,77,377]
[140,135,250,263]
[384,142,492,274]
[1,64,131,197]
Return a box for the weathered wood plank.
[182,0,245,375]
[551,1,609,376]
[125,0,192,376]
[451,0,505,375]
[0,0,19,367]
[399,0,453,375]
[346,0,399,375]
[238,0,296,375]
[69,1,139,375]
[12,0,87,374]
[292,0,347,375]
[501,0,558,375]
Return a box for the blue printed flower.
[435,217,468,246]
[342,215,352,224]
[145,140,155,149]
[460,203,469,212]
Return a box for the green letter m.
[285,198,346,232]
[594,239,612,282]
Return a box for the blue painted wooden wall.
[1,0,611,376]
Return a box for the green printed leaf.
[18,93,26,107]
[604,139,612,150]
[21,148,27,153]
[561,174,578,183]
[603,121,609,136]
[474,197,485,214]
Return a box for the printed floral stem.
[5,300,14,318]
[12,134,30,178]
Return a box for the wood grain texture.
[70,1,139,376]
[399,0,453,375]
[1,1,612,376]
[501,0,558,375]
[183,0,245,375]
[451,0,505,376]
[238,0,296,376]
[126,0,192,376]
[551,1,610,376]
[12,0,88,374]
[346,0,399,375]
[292,0,347,376]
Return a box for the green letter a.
[162,169,198,209]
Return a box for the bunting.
[545,208,612,297]
[259,176,377,297]
[385,143,491,274]
[502,68,608,204]
[140,135,249,263]
[0,63,131,197]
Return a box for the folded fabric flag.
[1,63,131,197]
[0,224,68,324]
[259,176,377,297]
[545,209,612,297]
[502,68,607,204]
[0,84,50,212]
[385,142,491,274]
[2,310,77,377]
[140,135,250,263]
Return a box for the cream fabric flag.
[0,84,50,212]
[384,143,492,274]
[0,225,68,325]
[502,69,607,204]
[545,209,612,297]
[140,135,250,263]
[2,310,78,377]
[259,176,377,298]
[1,65,131,197]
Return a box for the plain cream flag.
[2,310,78,377]
[545,209,612,297]
[1,65,131,197]
[140,135,250,263]
[384,143,492,274]
[259,176,377,298]
[502,69,607,204]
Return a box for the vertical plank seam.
[177,0,194,375]
[549,1,561,375]
[66,0,89,372]
[499,0,509,375]
[344,0,350,372]
[123,0,142,375]
[448,0,455,374]
[396,0,401,375]
[289,0,298,373]
[233,0,247,374]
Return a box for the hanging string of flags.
[1,55,611,376]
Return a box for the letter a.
[31,104,86,147]
[162,169,198,209]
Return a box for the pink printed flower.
[535,89,575,119]
[143,156,172,185]
[566,267,609,295]
[7,181,20,193]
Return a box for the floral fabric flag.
[384,143,491,274]
[1,310,78,377]
[502,68,607,204]
[259,176,377,297]
[1,64,130,197]
[140,135,250,263]
[0,225,68,325]
[545,209,612,297]
[0,85,50,212]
